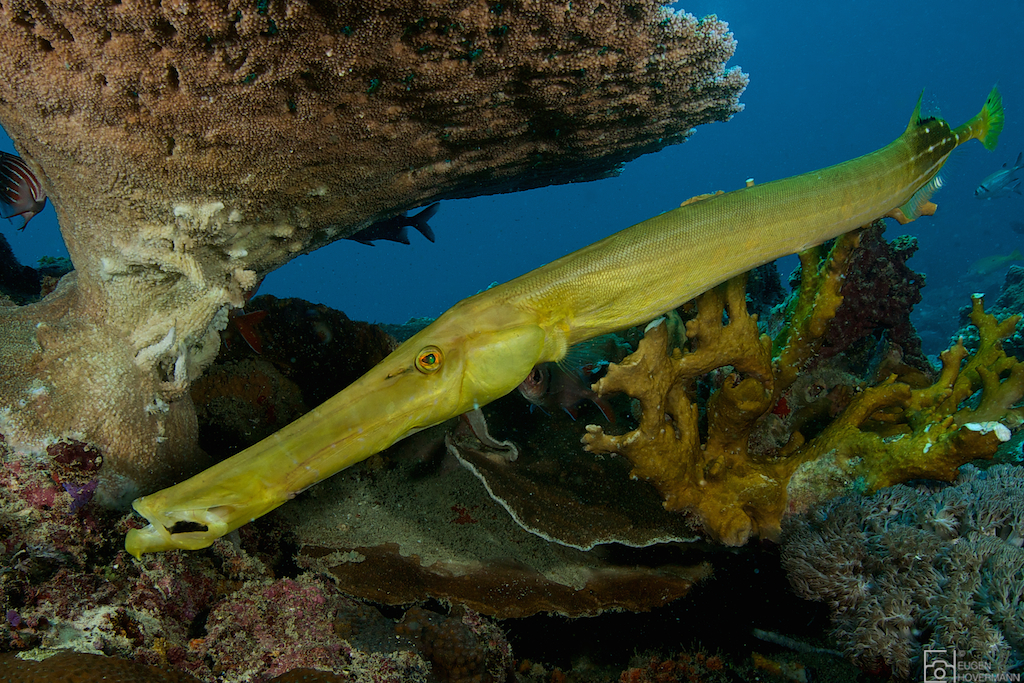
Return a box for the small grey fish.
[346,203,439,246]
[975,151,1023,199]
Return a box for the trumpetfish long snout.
[126,86,1004,557]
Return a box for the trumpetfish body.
[127,87,1004,557]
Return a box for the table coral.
[0,0,746,502]
[289,426,711,618]
[584,228,1022,546]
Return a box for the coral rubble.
[781,464,1024,679]
[584,226,1022,545]
[0,0,746,500]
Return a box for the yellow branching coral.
[583,275,792,546]
[0,0,745,501]
[584,245,1022,547]
[772,231,862,392]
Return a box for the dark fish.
[518,362,615,422]
[517,335,630,421]
[346,203,439,246]
[0,151,46,229]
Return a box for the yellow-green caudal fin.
[953,86,1004,150]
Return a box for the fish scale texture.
[0,651,349,683]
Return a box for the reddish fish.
[0,151,46,229]
[517,335,629,421]
[518,362,615,422]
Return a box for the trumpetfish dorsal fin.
[905,90,926,132]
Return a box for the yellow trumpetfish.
[126,87,1004,557]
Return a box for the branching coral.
[584,226,1022,546]
[781,465,1024,679]
[583,274,787,546]
[0,0,746,501]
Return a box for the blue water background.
[4,1,1023,354]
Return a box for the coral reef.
[226,295,398,410]
[618,649,731,683]
[0,651,206,682]
[289,422,711,618]
[809,223,929,374]
[395,605,513,683]
[0,650,362,681]
[781,464,1024,679]
[0,287,871,683]
[0,0,746,501]
[191,295,396,455]
[584,226,1023,545]
[952,264,1024,361]
[2,426,460,683]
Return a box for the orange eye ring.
[415,346,443,374]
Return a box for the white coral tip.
[964,421,1012,442]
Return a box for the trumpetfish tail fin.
[888,86,1004,225]
[953,85,1004,150]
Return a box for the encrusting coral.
[584,223,1023,546]
[0,0,746,502]
[781,464,1024,679]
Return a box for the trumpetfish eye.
[415,346,443,373]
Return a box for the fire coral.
[584,225,1022,546]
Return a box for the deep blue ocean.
[4,1,1023,355]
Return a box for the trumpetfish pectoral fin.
[887,177,942,225]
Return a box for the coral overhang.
[0,0,746,501]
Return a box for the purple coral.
[198,576,359,681]
[62,480,98,512]
[813,223,929,371]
